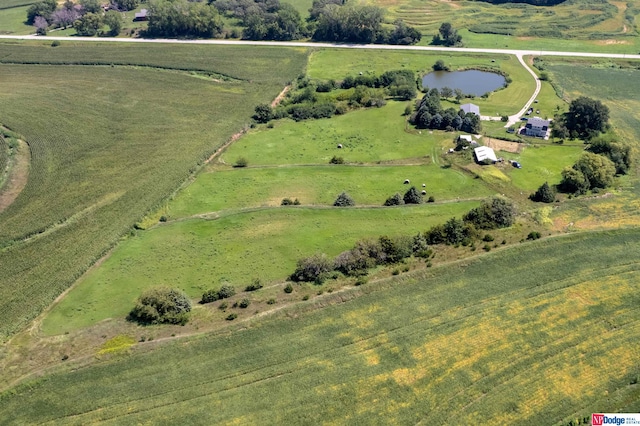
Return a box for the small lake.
[422,70,506,97]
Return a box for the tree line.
[290,197,516,283]
[409,89,482,133]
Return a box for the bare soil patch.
[271,85,291,108]
[483,137,523,153]
[0,138,30,213]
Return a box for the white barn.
[474,146,497,163]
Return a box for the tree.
[378,235,412,264]
[433,22,461,46]
[103,10,122,36]
[114,0,139,11]
[572,152,616,190]
[530,182,556,203]
[334,191,355,207]
[79,0,101,14]
[129,286,192,325]
[387,19,421,45]
[564,96,610,139]
[27,0,57,24]
[34,16,48,35]
[454,88,464,102]
[440,86,453,99]
[253,103,274,123]
[73,13,102,36]
[334,248,375,276]
[384,192,404,206]
[147,0,224,38]
[432,59,449,71]
[312,4,385,43]
[290,253,333,283]
[463,197,516,229]
[403,186,423,204]
[560,167,589,194]
[51,8,80,29]
[586,137,632,175]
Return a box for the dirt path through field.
[0,138,30,213]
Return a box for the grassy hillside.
[3,229,640,424]
[0,42,308,341]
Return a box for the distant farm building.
[474,146,497,164]
[523,117,550,138]
[134,9,148,21]
[460,103,480,116]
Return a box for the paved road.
[1,35,640,60]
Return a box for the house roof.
[459,135,473,143]
[474,146,497,163]
[527,117,550,128]
[135,9,147,18]
[460,103,480,116]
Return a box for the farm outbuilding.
[460,103,480,116]
[134,9,148,21]
[474,146,498,164]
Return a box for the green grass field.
[0,5,32,34]
[42,202,480,334]
[308,49,534,117]
[5,229,640,424]
[167,164,494,217]
[0,42,308,341]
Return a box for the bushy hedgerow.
[129,287,192,325]
[290,253,333,283]
[201,285,236,304]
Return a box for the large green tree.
[73,13,102,36]
[26,0,56,25]
[147,0,224,38]
[561,96,610,139]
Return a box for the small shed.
[460,103,480,116]
[134,9,148,21]
[474,146,498,164]
[459,135,473,143]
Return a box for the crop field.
[4,229,640,424]
[371,0,638,47]
[0,42,308,341]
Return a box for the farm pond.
[422,70,507,97]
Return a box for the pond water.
[422,70,506,97]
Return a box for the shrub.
[201,289,220,304]
[219,301,228,310]
[483,244,492,252]
[51,40,60,47]
[267,298,276,305]
[378,235,412,264]
[217,285,236,299]
[291,253,333,283]
[233,157,248,168]
[129,287,192,325]
[238,298,250,308]
[330,155,344,164]
[333,192,355,207]
[245,278,263,292]
[384,193,404,206]
[527,231,542,240]
[284,283,294,293]
[281,198,294,205]
[355,276,368,286]
[433,59,449,71]
[463,197,516,230]
[483,234,494,242]
[334,248,375,276]
[530,182,556,203]
[392,269,400,275]
[226,313,237,321]
[302,295,310,301]
[427,196,435,203]
[403,186,423,204]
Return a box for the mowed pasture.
[308,49,535,117]
[168,164,493,218]
[0,42,308,341]
[43,201,480,334]
[5,230,640,424]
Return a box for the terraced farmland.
[3,229,640,424]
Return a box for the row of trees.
[147,0,224,38]
[28,0,136,35]
[290,197,516,282]
[213,0,305,41]
[253,70,416,124]
[410,89,482,133]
